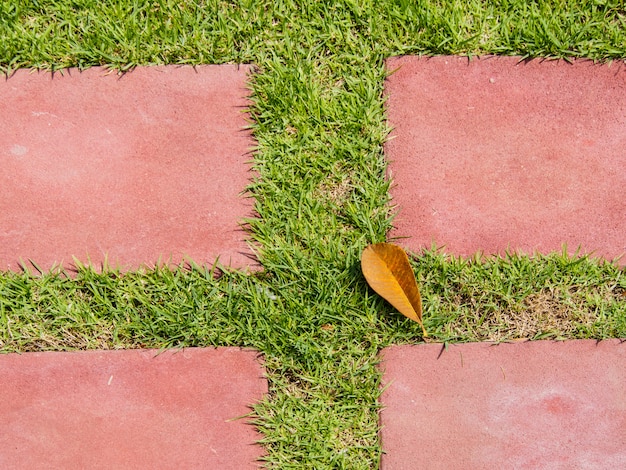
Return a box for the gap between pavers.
[0,347,267,469]
[379,339,626,469]
[384,55,626,264]
[0,65,257,273]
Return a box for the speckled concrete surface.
[385,56,626,264]
[380,339,626,469]
[0,65,256,272]
[0,348,267,469]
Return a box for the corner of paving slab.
[378,339,626,469]
[0,347,268,469]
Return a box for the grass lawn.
[1,1,625,467]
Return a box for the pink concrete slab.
[385,56,626,263]
[379,340,626,469]
[0,347,267,469]
[0,65,256,272]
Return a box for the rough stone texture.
[380,340,626,469]
[0,65,256,272]
[0,347,267,469]
[385,56,626,264]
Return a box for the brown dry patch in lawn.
[515,289,595,338]
[460,287,603,342]
[315,172,353,208]
[2,323,123,353]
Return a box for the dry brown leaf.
[361,243,426,336]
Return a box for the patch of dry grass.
[413,250,626,343]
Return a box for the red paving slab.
[385,56,626,263]
[379,340,626,469]
[0,347,267,469]
[0,65,256,272]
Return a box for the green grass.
[1,1,625,467]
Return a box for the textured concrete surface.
[0,348,267,469]
[0,65,256,272]
[380,340,626,469]
[385,56,626,264]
